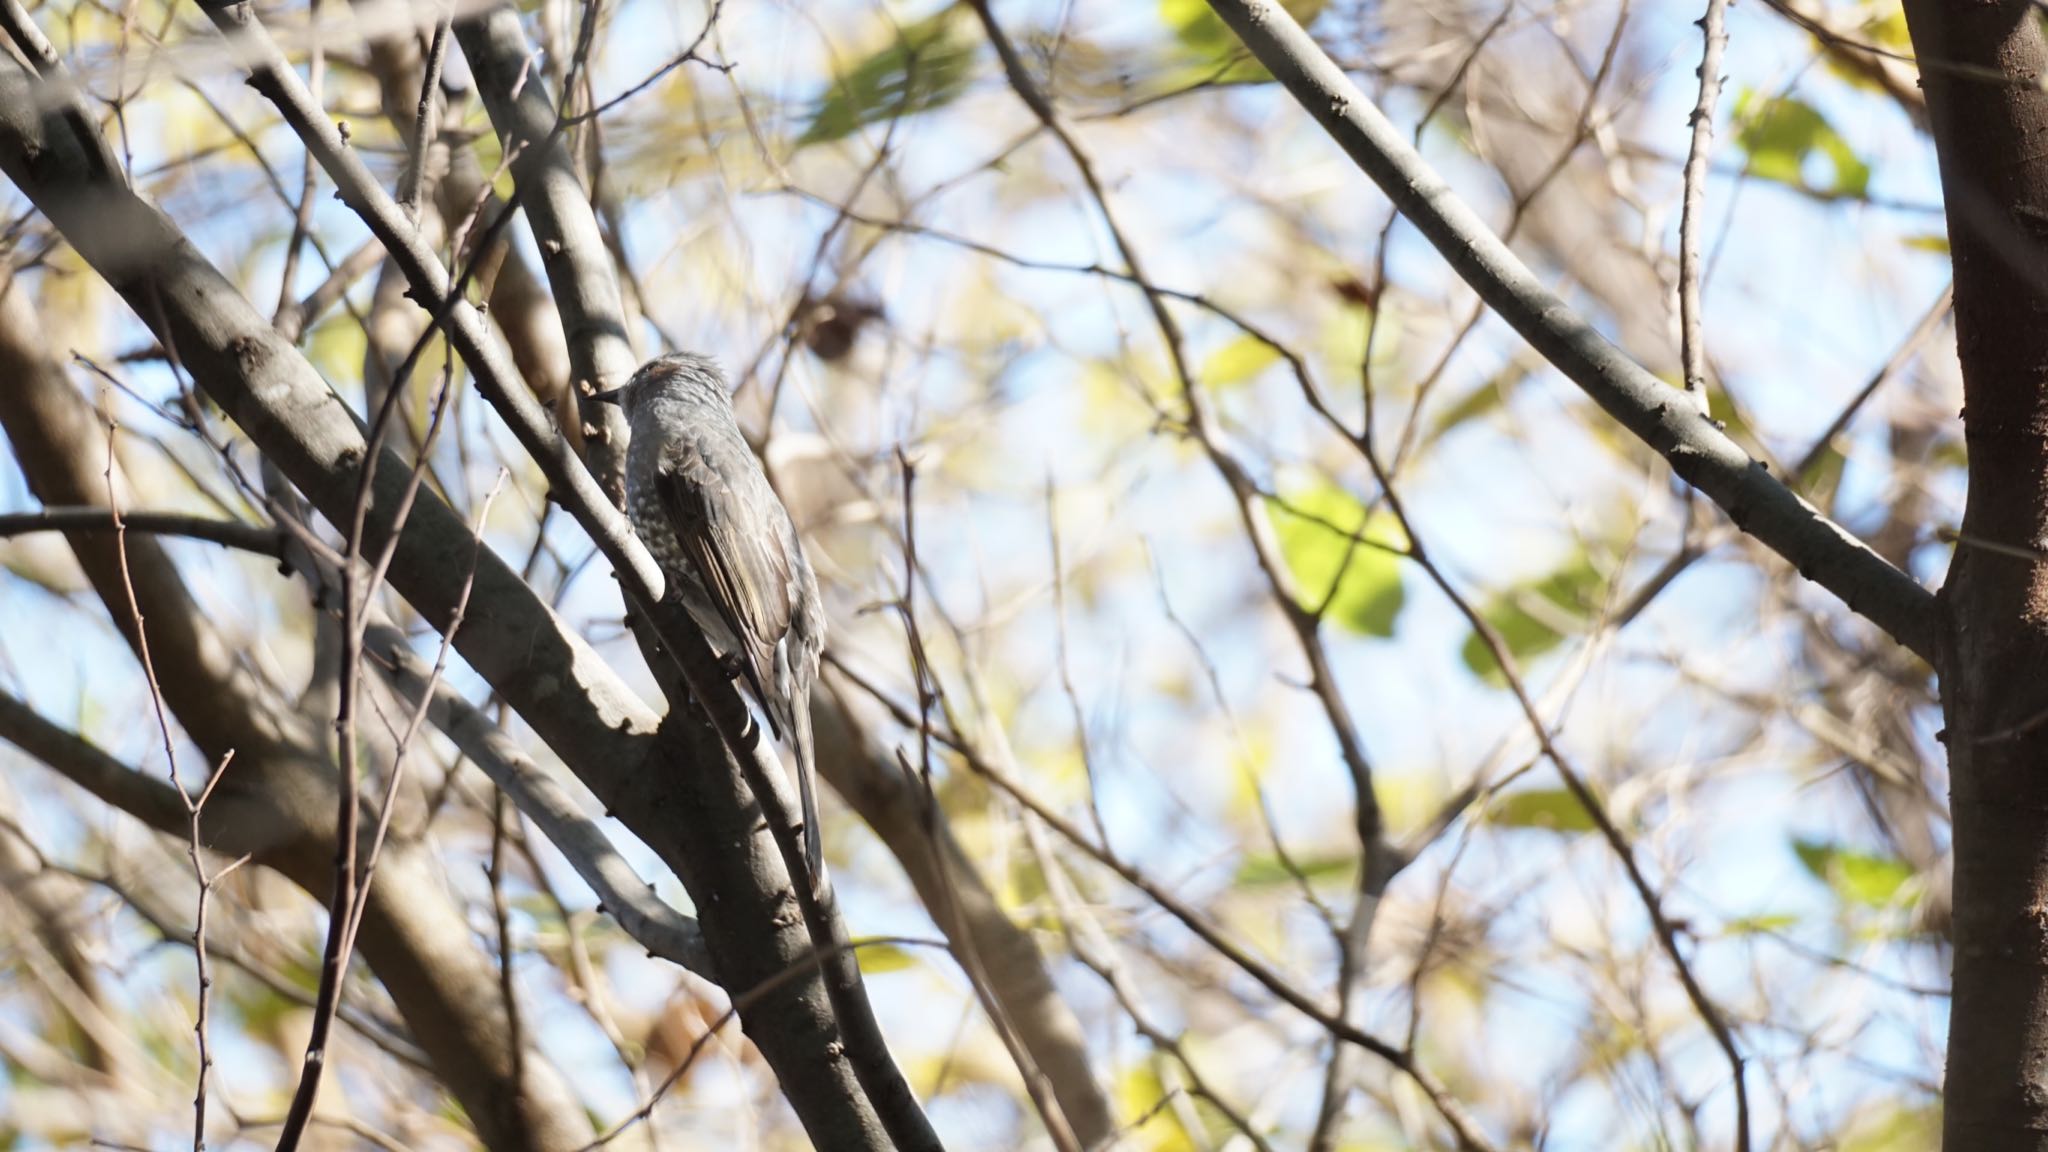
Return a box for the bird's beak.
[590,387,627,407]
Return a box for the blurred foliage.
[1734,89,1872,199]
[1489,786,1595,834]
[1794,837,1915,910]
[798,6,978,146]
[1158,0,1328,82]
[1269,480,1408,637]
[1459,551,1603,683]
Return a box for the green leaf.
[1234,852,1355,888]
[1799,442,1847,501]
[1007,853,1049,906]
[1722,913,1800,937]
[1839,1102,1941,1152]
[1201,333,1281,390]
[1159,0,1327,82]
[1734,90,1871,199]
[305,312,367,390]
[856,942,920,974]
[1793,838,1914,907]
[1901,232,1950,255]
[1459,553,1603,684]
[1426,358,1530,443]
[1267,482,1407,637]
[1489,787,1595,833]
[798,8,977,147]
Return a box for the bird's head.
[591,351,731,421]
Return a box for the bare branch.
[450,3,650,495]
[364,617,713,974]
[0,507,287,557]
[0,174,596,1149]
[1676,0,1728,418]
[0,689,189,835]
[101,7,927,1144]
[1201,0,1940,662]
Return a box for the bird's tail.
[791,699,825,895]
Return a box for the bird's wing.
[654,445,796,738]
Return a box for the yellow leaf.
[1200,333,1280,390]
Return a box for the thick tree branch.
[0,689,190,835]
[0,523,714,977]
[1202,0,1940,663]
[444,8,941,1147]
[1898,3,2048,1147]
[198,7,925,1144]
[354,16,1089,1135]
[0,260,594,1150]
[450,4,637,495]
[818,680,1116,1146]
[0,9,899,1145]
[362,617,714,977]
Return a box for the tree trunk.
[1904,4,2048,1146]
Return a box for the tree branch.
[0,7,906,1144]
[353,5,581,457]
[450,3,639,495]
[0,506,714,982]
[1677,0,1729,418]
[362,615,714,977]
[0,689,189,835]
[0,507,287,557]
[441,8,936,1147]
[1201,0,1940,663]
[9,503,718,1090]
[0,254,595,1148]
[356,10,1090,1137]
[817,683,1117,1146]
[1899,3,2048,1146]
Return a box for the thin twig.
[1044,478,1112,851]
[358,620,712,974]
[558,12,729,128]
[338,468,504,966]
[270,399,373,1152]
[272,0,323,327]
[838,659,1497,1151]
[275,293,477,1152]
[1019,796,1278,1152]
[1793,283,1954,482]
[488,789,526,1097]
[186,752,253,1152]
[398,9,452,217]
[1359,445,1753,1152]
[894,451,1081,1152]
[576,935,950,1152]
[96,394,228,1147]
[0,507,288,557]
[1678,0,1730,418]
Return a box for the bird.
[596,352,827,888]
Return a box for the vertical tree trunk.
[1903,4,2048,1146]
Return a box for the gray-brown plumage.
[600,352,826,884]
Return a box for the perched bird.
[597,352,827,886]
